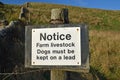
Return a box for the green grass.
[1,2,120,31]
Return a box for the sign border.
[25,24,89,72]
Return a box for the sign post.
[50,8,69,80]
[25,8,89,80]
[25,24,89,78]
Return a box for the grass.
[90,30,120,80]
[1,2,120,31]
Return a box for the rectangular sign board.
[25,24,89,72]
[32,27,81,66]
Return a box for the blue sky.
[1,0,120,10]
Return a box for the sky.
[1,0,120,10]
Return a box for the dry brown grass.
[89,30,120,80]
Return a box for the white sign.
[31,27,81,66]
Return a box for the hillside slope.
[0,2,120,31]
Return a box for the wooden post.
[26,2,31,24]
[50,8,69,24]
[50,8,69,80]
[51,70,66,80]
[26,2,29,8]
